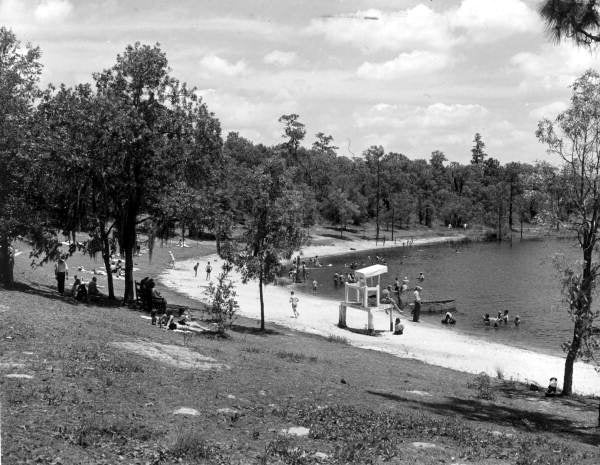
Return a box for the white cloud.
[306,0,540,52]
[511,43,600,91]
[529,101,568,120]
[263,50,297,66]
[34,0,73,23]
[355,102,489,130]
[198,54,247,77]
[450,0,541,42]
[357,50,450,80]
[306,5,455,52]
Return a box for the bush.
[468,372,495,400]
[205,263,238,335]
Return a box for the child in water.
[442,312,456,325]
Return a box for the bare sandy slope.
[160,237,600,396]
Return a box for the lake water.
[296,238,585,357]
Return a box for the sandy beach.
[160,237,600,396]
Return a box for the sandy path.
[160,238,600,396]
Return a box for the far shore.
[160,233,600,397]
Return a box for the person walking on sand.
[193,262,199,277]
[412,286,422,322]
[205,261,212,280]
[168,251,176,270]
[312,279,318,295]
[54,258,68,295]
[290,291,299,318]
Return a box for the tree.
[540,0,600,46]
[225,156,310,331]
[470,133,487,165]
[91,42,221,302]
[0,28,42,286]
[364,145,384,240]
[321,188,360,237]
[536,69,600,395]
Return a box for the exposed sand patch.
[173,407,199,416]
[217,407,239,415]
[412,442,437,449]
[406,390,432,397]
[281,426,310,437]
[111,340,229,370]
[0,362,26,369]
[5,374,33,379]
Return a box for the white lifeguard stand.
[339,264,388,332]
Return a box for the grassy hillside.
[1,238,598,464]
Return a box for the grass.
[326,334,349,345]
[1,237,599,464]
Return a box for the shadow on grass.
[343,327,386,337]
[3,281,121,308]
[366,389,600,446]
[319,233,353,241]
[229,324,282,336]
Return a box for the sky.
[3,0,600,164]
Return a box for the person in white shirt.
[412,286,422,322]
[54,258,68,295]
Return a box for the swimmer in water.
[514,315,521,326]
[442,312,456,325]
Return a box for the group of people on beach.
[192,259,212,281]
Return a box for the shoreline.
[159,238,600,397]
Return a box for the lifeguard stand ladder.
[338,264,393,332]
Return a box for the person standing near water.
[205,261,212,280]
[312,279,318,295]
[193,262,199,277]
[413,286,422,322]
[290,291,299,318]
[168,251,176,269]
[55,258,68,295]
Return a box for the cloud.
[34,0,73,23]
[357,50,450,80]
[198,54,246,77]
[306,5,455,52]
[263,50,297,66]
[450,0,541,42]
[355,102,489,130]
[306,0,539,52]
[511,43,600,91]
[529,101,568,120]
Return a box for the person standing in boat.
[412,286,422,322]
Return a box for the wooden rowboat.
[408,299,456,313]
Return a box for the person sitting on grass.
[87,277,101,300]
[545,377,558,397]
[70,276,80,298]
[75,280,88,302]
[394,318,404,335]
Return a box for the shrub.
[468,372,495,400]
[204,263,238,335]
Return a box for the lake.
[296,237,586,357]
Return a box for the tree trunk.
[259,267,265,331]
[101,232,115,299]
[391,208,394,241]
[0,234,14,287]
[562,322,582,396]
[123,246,134,304]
